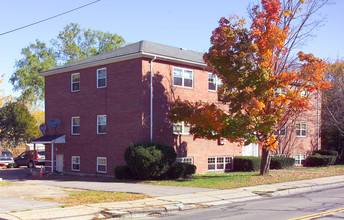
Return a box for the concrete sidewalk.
[0,175,343,219]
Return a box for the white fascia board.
[142,52,206,68]
[39,52,206,77]
[31,135,66,144]
[39,53,143,76]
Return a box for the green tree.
[10,41,56,104]
[321,60,344,155]
[10,23,126,104]
[0,101,39,149]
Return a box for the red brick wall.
[143,59,242,173]
[45,58,150,175]
[44,57,320,175]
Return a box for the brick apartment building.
[33,41,320,175]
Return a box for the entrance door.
[56,154,64,172]
[242,143,259,157]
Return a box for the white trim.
[150,56,156,142]
[71,116,80,135]
[97,157,107,173]
[39,52,206,77]
[71,156,80,171]
[275,124,286,136]
[173,122,190,135]
[97,68,107,88]
[274,88,287,97]
[295,154,306,166]
[208,73,223,92]
[71,73,80,92]
[173,67,194,88]
[176,157,194,164]
[97,115,107,134]
[32,135,66,144]
[208,156,233,171]
[296,122,307,137]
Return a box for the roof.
[31,134,66,144]
[39,40,206,76]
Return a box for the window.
[208,73,223,91]
[275,124,286,136]
[295,154,306,166]
[274,88,286,97]
[296,123,307,137]
[97,115,107,134]
[97,68,107,88]
[71,73,80,92]
[97,157,107,173]
[173,67,193,88]
[272,154,286,157]
[173,122,190,135]
[208,156,233,171]
[300,90,307,97]
[71,156,80,171]
[71,117,80,135]
[176,157,193,164]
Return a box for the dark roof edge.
[39,51,206,77]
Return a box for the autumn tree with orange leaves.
[170,0,331,175]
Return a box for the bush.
[114,165,133,179]
[306,154,333,167]
[314,150,338,165]
[270,157,295,169]
[124,143,177,180]
[166,163,197,179]
[234,156,261,172]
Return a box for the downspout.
[317,90,319,150]
[150,56,156,142]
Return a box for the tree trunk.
[260,148,271,175]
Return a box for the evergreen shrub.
[233,156,261,171]
[124,143,177,180]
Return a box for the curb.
[255,181,344,197]
[100,203,198,218]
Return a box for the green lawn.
[142,165,344,189]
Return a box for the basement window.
[208,156,233,171]
[97,157,107,173]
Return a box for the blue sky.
[1,0,343,97]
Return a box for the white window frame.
[71,156,80,171]
[272,154,286,157]
[173,67,193,88]
[176,157,194,164]
[300,90,308,97]
[71,117,80,135]
[275,124,286,136]
[274,88,287,97]
[97,68,107,88]
[97,115,107,134]
[295,154,306,166]
[208,156,233,171]
[97,157,107,173]
[208,73,223,92]
[71,73,80,92]
[296,122,307,137]
[173,122,190,135]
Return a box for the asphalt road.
[154,184,344,220]
[0,167,34,181]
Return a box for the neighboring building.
[34,41,319,175]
